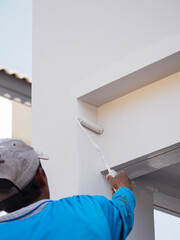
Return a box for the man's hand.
[106,171,133,195]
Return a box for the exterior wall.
[0,97,31,144]
[0,96,12,138]
[129,187,155,240]
[32,1,180,239]
[77,72,180,188]
[12,101,32,145]
[98,72,180,169]
[32,0,180,198]
[0,96,31,144]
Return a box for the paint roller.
[77,117,104,134]
[76,116,117,177]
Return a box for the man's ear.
[35,167,46,187]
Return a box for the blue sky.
[0,0,32,79]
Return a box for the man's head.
[0,138,50,213]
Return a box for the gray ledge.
[101,142,180,179]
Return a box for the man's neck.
[0,199,51,223]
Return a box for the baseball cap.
[0,138,49,201]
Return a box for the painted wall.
[32,0,180,198]
[129,187,155,240]
[98,72,180,169]
[76,73,180,240]
[0,97,12,138]
[12,101,32,145]
[32,1,180,239]
[0,97,31,144]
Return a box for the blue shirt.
[0,187,135,240]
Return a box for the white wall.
[12,101,32,145]
[33,0,180,198]
[98,72,180,169]
[33,1,180,239]
[0,97,12,138]
[128,187,155,240]
[0,97,31,144]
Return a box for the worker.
[0,138,135,240]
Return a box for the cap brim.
[38,155,49,160]
[36,151,49,160]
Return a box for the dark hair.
[0,166,44,213]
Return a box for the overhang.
[78,51,180,107]
[0,69,31,105]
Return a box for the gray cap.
[0,138,48,201]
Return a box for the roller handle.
[108,169,117,177]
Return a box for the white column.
[12,101,32,145]
[0,97,12,138]
[128,187,155,240]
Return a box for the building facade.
[32,1,180,239]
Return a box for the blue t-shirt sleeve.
[93,187,136,240]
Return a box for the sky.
[0,0,32,79]
[0,0,180,239]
